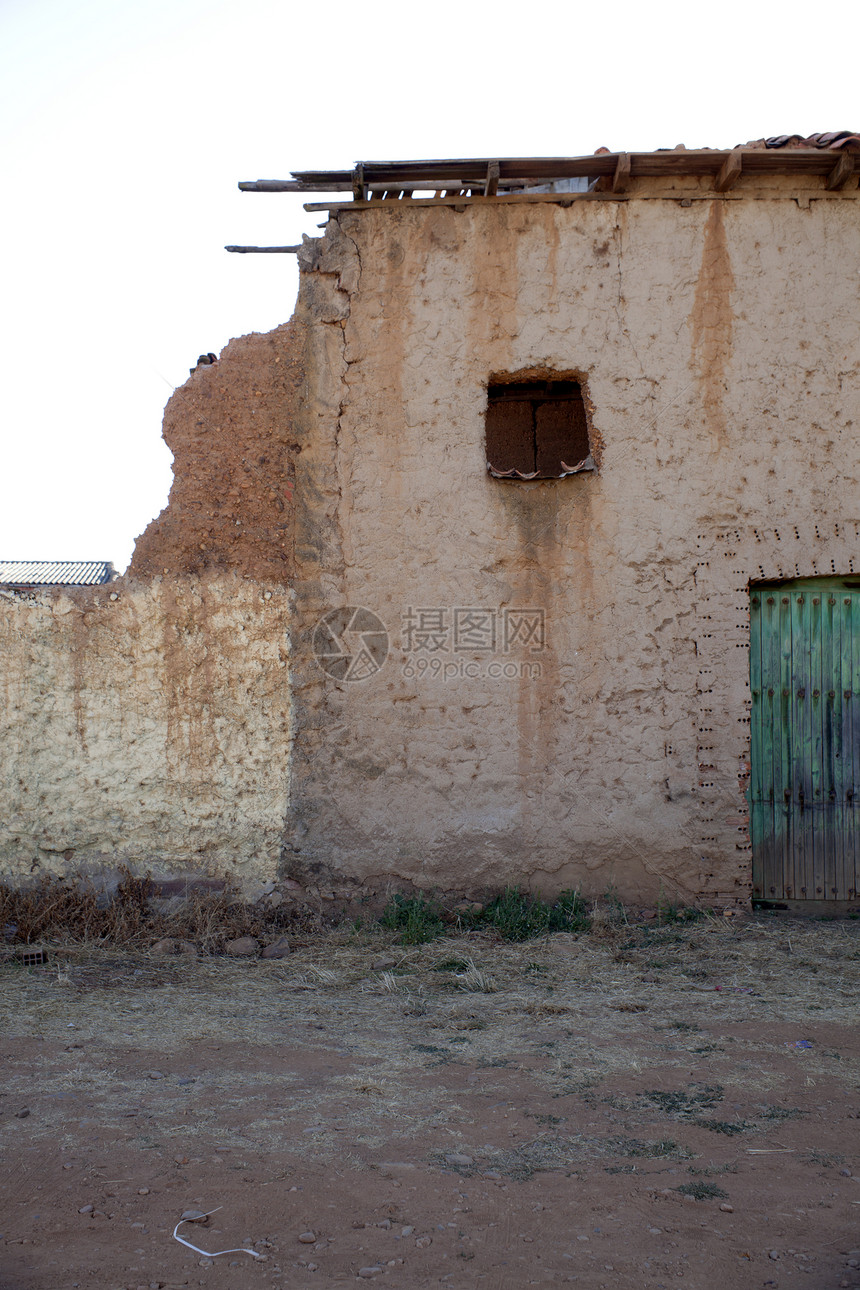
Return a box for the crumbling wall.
[129,321,305,581]
[4,186,858,905]
[0,576,291,884]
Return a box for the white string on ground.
[172,1207,263,1259]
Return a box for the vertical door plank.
[792,592,814,896]
[762,593,781,898]
[851,593,860,896]
[809,591,826,897]
[818,591,838,896]
[839,593,854,897]
[778,591,794,898]
[749,593,765,899]
[824,591,843,897]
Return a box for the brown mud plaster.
[129,321,306,581]
[689,201,735,448]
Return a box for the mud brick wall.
[0,577,291,883]
[2,180,859,903]
[284,192,860,903]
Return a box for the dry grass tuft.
[0,868,328,953]
[454,959,496,993]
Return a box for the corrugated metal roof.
[0,561,116,586]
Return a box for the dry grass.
[0,868,329,952]
[1,914,859,1182]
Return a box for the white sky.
[1,0,856,571]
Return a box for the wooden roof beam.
[225,245,301,253]
[826,151,856,191]
[715,147,743,192]
[485,162,500,196]
[353,164,366,201]
[239,179,352,193]
[612,153,631,192]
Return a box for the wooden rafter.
[826,151,856,190]
[224,245,301,254]
[715,147,743,192]
[612,153,631,193]
[237,148,860,206]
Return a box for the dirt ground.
[1,913,859,1290]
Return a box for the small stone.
[377,1218,392,1230]
[151,938,178,955]
[298,1231,316,1244]
[137,1188,150,1195]
[444,1153,473,1167]
[180,1210,208,1223]
[15,1108,30,1118]
[719,1203,733,1213]
[358,1268,383,1278]
[198,1259,213,1267]
[400,1226,414,1237]
[261,937,291,960]
[841,1168,852,1177]
[225,936,259,957]
[148,1071,165,1080]
[769,1250,780,1260]
[415,1235,432,1248]
[306,1262,318,1271]
[78,1205,93,1215]
[372,956,397,970]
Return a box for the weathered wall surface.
[286,193,860,903]
[129,322,304,581]
[3,185,858,904]
[0,577,290,883]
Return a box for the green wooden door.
[750,577,860,901]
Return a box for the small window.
[485,379,593,479]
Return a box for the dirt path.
[1,915,859,1289]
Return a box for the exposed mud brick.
[129,321,306,581]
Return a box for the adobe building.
[2,135,860,908]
